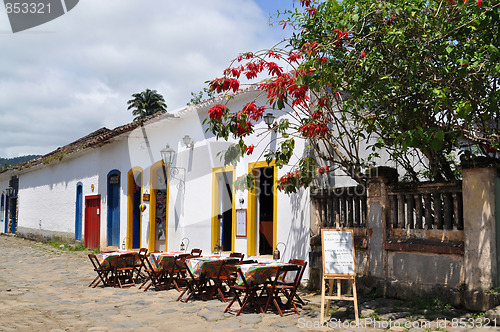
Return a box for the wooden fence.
[310,186,367,229]
[386,182,463,231]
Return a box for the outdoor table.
[150,251,185,270]
[97,251,139,270]
[235,262,287,286]
[186,256,233,279]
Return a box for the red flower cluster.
[288,52,302,63]
[224,66,243,79]
[266,62,283,77]
[300,122,329,138]
[318,166,331,175]
[209,77,240,93]
[360,52,366,59]
[299,0,311,7]
[236,121,253,137]
[246,145,255,155]
[332,29,349,48]
[242,102,266,121]
[208,104,228,120]
[260,72,310,107]
[237,52,254,62]
[245,60,266,79]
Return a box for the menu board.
[321,229,356,276]
[236,209,246,237]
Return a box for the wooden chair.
[279,259,308,305]
[209,258,240,302]
[190,248,202,257]
[109,253,136,288]
[134,248,148,282]
[229,252,245,261]
[264,265,302,316]
[88,253,110,288]
[164,253,191,291]
[175,259,208,302]
[224,265,264,316]
[139,255,166,291]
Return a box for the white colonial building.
[0,85,311,274]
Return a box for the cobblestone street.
[1,234,500,332]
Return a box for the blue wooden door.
[75,183,83,241]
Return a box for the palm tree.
[127,89,167,121]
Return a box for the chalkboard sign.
[321,229,356,276]
[236,209,246,237]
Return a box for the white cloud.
[0,0,294,158]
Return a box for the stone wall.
[309,165,500,312]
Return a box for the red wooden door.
[84,195,101,249]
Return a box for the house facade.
[0,86,311,275]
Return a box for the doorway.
[151,162,168,252]
[75,182,83,241]
[248,162,277,256]
[84,195,101,249]
[107,171,120,246]
[127,167,142,249]
[212,167,234,252]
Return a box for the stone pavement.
[1,234,499,332]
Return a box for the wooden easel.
[320,229,359,326]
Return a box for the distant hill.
[0,155,40,170]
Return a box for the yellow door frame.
[211,166,236,252]
[127,167,143,249]
[247,160,277,256]
[148,161,170,252]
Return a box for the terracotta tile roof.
[13,112,172,171]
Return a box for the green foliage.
[205,0,499,194]
[0,155,40,171]
[127,89,167,121]
[48,240,88,252]
[187,87,219,106]
[282,0,500,182]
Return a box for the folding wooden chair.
[278,259,308,305]
[264,265,301,316]
[209,258,240,301]
[175,259,208,302]
[229,252,245,261]
[161,253,190,291]
[109,253,136,288]
[88,253,110,288]
[139,255,166,292]
[190,248,202,257]
[224,265,264,316]
[134,248,148,282]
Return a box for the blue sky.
[0,0,298,158]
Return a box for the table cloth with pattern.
[186,256,233,279]
[150,252,185,270]
[235,262,287,286]
[97,251,139,270]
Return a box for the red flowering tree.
[205,0,500,193]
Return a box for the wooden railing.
[387,182,463,231]
[311,186,367,229]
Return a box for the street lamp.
[264,113,276,129]
[5,187,13,196]
[182,135,194,149]
[160,144,175,167]
[160,144,185,191]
